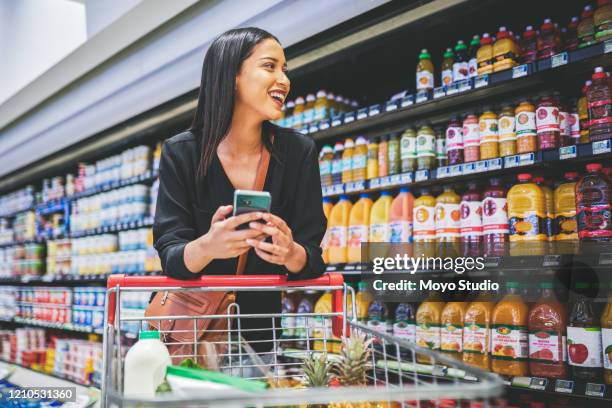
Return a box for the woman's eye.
[264,63,274,70]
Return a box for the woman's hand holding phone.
[201,205,266,258]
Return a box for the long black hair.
[190,27,280,179]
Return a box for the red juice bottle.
[566,16,580,50]
[446,115,464,165]
[521,25,538,63]
[463,112,480,163]
[577,5,597,48]
[538,18,558,59]
[460,182,482,257]
[576,163,612,241]
[587,66,612,142]
[482,178,508,256]
[557,94,573,147]
[536,93,560,150]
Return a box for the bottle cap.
[593,66,607,80]
[295,96,305,104]
[497,26,509,38]
[470,35,480,46]
[419,49,431,59]
[359,193,370,199]
[586,163,602,173]
[399,186,410,193]
[286,100,295,108]
[351,100,359,108]
[357,281,368,290]
[480,33,492,45]
[306,94,316,102]
[564,171,579,180]
[517,173,532,182]
[355,136,367,145]
[322,197,332,203]
[443,48,454,58]
[139,330,161,340]
[321,145,333,153]
[339,194,349,201]
[539,282,553,289]
[335,95,344,102]
[344,138,354,148]
[316,90,327,98]
[381,191,392,196]
[333,142,344,152]
[454,40,467,52]
[327,92,335,100]
[532,176,545,184]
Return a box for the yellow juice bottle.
[508,173,547,256]
[313,291,333,352]
[352,136,368,182]
[321,198,334,264]
[342,139,354,184]
[413,188,436,257]
[303,93,316,125]
[313,90,329,123]
[554,171,579,241]
[327,195,352,264]
[416,294,445,364]
[533,176,555,241]
[348,194,373,263]
[479,107,499,159]
[441,302,468,361]
[463,295,495,371]
[369,192,393,243]
[292,96,305,129]
[366,137,379,180]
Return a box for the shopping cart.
[102,273,504,407]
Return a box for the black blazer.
[153,124,327,348]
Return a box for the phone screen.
[233,190,271,229]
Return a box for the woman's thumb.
[212,205,233,223]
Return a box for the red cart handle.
[106,273,346,336]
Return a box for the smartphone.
[233,190,271,229]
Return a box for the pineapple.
[303,353,334,387]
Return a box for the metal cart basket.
[101,273,504,407]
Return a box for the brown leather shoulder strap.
[235,138,272,275]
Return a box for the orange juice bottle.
[416,294,445,363]
[533,176,555,241]
[369,192,393,243]
[378,135,389,178]
[414,188,436,257]
[389,187,414,243]
[515,100,538,154]
[352,136,368,183]
[348,193,373,263]
[435,186,461,242]
[601,282,612,384]
[366,137,379,180]
[479,107,499,159]
[355,281,373,324]
[327,195,352,264]
[342,139,354,184]
[441,302,468,360]
[463,295,495,371]
[321,198,334,264]
[508,173,547,244]
[554,172,579,241]
[491,281,529,377]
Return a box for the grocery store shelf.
[322,140,612,198]
[0,270,161,286]
[0,206,35,219]
[307,42,612,142]
[68,170,158,201]
[0,237,45,249]
[506,375,611,402]
[70,216,154,238]
[0,317,103,336]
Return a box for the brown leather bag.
[145,144,271,369]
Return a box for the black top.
[153,124,326,349]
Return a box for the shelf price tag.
[433,87,446,99]
[319,120,330,130]
[385,100,399,112]
[331,116,343,127]
[475,160,487,173]
[504,153,535,168]
[585,383,605,397]
[458,79,472,93]
[369,178,381,189]
[388,173,403,186]
[415,169,429,182]
[543,255,561,267]
[559,145,577,160]
[436,166,450,179]
[474,74,489,89]
[401,95,415,107]
[554,379,574,394]
[368,104,381,116]
[308,124,319,133]
[399,172,413,184]
[343,112,356,124]
[415,90,429,104]
[486,158,502,171]
[463,162,477,174]
[357,108,369,120]
[599,253,612,265]
[379,176,392,188]
[529,377,548,391]
[345,181,365,193]
[446,83,460,95]
[551,52,569,68]
[592,139,612,155]
[512,64,529,79]
[605,39,612,54]
[449,164,463,176]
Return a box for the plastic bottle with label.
[283,100,295,128]
[318,145,333,187]
[579,80,592,143]
[327,195,352,264]
[417,124,436,170]
[493,26,520,72]
[400,129,417,173]
[342,139,354,184]
[587,67,612,142]
[389,187,413,243]
[554,172,579,241]
[479,107,499,159]
[356,281,373,324]
[528,282,568,379]
[477,33,494,75]
[595,0,612,42]
[378,135,389,178]
[331,142,344,186]
[446,116,464,165]
[435,186,461,243]
[463,113,480,163]
[569,98,581,143]
[313,291,333,352]
[441,48,454,87]
[521,25,538,63]
[533,176,555,241]
[321,198,334,264]
[601,282,612,384]
[538,18,558,59]
[441,302,467,360]
[370,192,393,243]
[536,94,561,150]
[435,127,447,168]
[498,104,517,157]
[367,300,391,336]
[413,188,437,257]
[453,40,469,81]
[367,137,379,180]
[280,290,300,349]
[460,182,482,256]
[577,6,597,48]
[124,330,171,398]
[416,294,445,364]
[416,49,435,91]
[292,96,305,129]
[565,17,580,51]
[352,137,368,183]
[313,90,329,123]
[515,99,538,154]
[394,302,416,357]
[568,282,603,381]
[295,290,319,350]
[347,194,373,264]
[388,133,400,176]
[558,95,573,147]
[468,34,480,78]
[508,173,547,243]
[576,163,612,241]
[463,293,494,371]
[491,281,529,377]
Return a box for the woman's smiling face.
[235,38,290,121]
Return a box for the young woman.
[153,27,326,352]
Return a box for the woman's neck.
[221,106,263,157]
